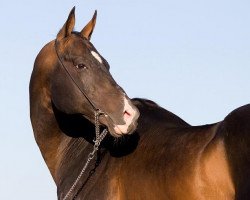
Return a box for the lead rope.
[62,110,108,200]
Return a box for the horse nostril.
[124,110,132,121]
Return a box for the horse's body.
[30,8,250,200]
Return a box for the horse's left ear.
[57,7,75,40]
[81,10,97,40]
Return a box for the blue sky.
[1,0,250,199]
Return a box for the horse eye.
[76,64,87,69]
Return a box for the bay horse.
[30,8,250,200]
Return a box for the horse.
[30,8,250,200]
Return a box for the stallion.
[30,8,250,200]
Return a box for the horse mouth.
[99,108,140,137]
[113,120,139,137]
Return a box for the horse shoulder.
[192,124,235,199]
[163,123,235,199]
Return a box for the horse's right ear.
[57,7,75,40]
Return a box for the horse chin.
[107,125,136,138]
[99,115,138,138]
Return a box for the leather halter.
[54,40,108,200]
[54,39,103,114]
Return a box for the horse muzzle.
[100,97,140,137]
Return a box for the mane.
[132,98,190,129]
[132,98,160,107]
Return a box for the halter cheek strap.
[54,40,101,113]
[55,40,108,200]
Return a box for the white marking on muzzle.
[91,51,102,64]
[115,97,137,134]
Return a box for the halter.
[54,40,108,200]
[54,40,99,111]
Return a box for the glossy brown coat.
[30,8,250,200]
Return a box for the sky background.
[1,0,250,199]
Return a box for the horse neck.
[30,41,91,184]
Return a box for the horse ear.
[81,10,97,40]
[57,7,75,40]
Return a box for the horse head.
[50,7,139,137]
